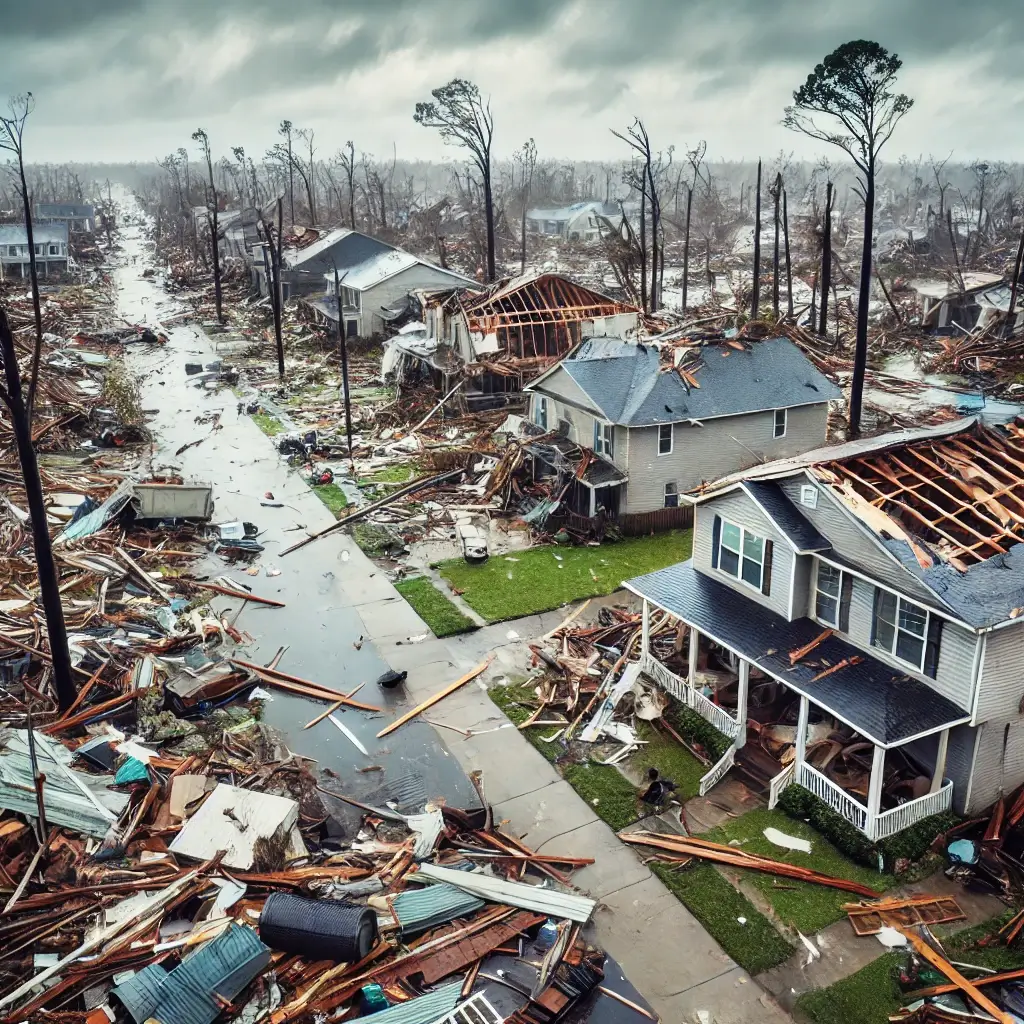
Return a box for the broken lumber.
[228,659,382,712]
[376,656,493,738]
[789,628,833,666]
[302,683,365,728]
[899,927,1014,1024]
[618,831,878,897]
[188,581,286,607]
[906,965,1024,1000]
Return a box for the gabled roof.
[285,228,391,272]
[741,481,830,553]
[532,336,840,427]
[325,248,473,291]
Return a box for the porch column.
[930,729,950,794]
[735,659,749,749]
[866,744,886,840]
[641,600,650,660]
[794,695,809,772]
[687,626,699,688]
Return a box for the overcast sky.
[2,0,1021,167]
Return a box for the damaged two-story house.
[522,333,840,520]
[625,417,1024,840]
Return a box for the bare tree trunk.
[483,165,496,282]
[809,270,818,329]
[783,189,794,318]
[772,171,781,318]
[16,160,45,421]
[520,202,528,274]
[750,159,762,319]
[273,199,284,378]
[0,306,76,712]
[818,182,833,337]
[682,185,693,312]
[638,185,648,313]
[1006,223,1024,336]
[848,169,875,439]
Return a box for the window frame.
[717,518,766,592]
[664,482,679,508]
[658,422,673,456]
[873,591,930,673]
[534,395,548,429]
[593,419,613,458]
[814,561,843,628]
[773,408,788,439]
[48,244,60,256]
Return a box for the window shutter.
[711,515,722,569]
[924,615,943,679]
[838,573,853,632]
[870,587,883,645]
[593,420,599,450]
[761,539,774,596]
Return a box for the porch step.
[734,745,780,799]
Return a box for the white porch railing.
[640,654,740,740]
[797,762,869,832]
[767,762,795,809]
[699,744,737,796]
[871,780,954,841]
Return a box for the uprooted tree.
[415,79,496,282]
[784,39,913,438]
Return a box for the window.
[873,591,928,671]
[664,483,678,508]
[593,419,613,457]
[658,423,673,455]
[800,484,818,509]
[718,520,766,590]
[48,244,60,256]
[773,408,787,439]
[815,563,843,626]
[534,396,548,429]
[340,286,360,310]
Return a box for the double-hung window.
[593,419,613,457]
[873,591,928,671]
[773,408,787,439]
[658,423,673,455]
[718,520,766,590]
[815,563,843,627]
[534,396,548,429]
[664,482,679,508]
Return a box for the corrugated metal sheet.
[391,884,484,936]
[111,963,169,1023]
[136,925,270,1024]
[366,983,462,1024]
[415,864,596,923]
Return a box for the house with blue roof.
[624,415,1024,840]
[524,334,840,518]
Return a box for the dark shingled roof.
[741,481,830,553]
[625,561,970,747]
[554,336,841,426]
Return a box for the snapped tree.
[192,128,224,324]
[785,40,913,438]
[516,138,537,274]
[415,79,496,282]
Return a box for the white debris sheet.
[763,826,813,854]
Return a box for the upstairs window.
[716,519,770,593]
[534,396,548,429]
[658,423,673,455]
[593,419,613,457]
[872,591,939,674]
[48,244,60,256]
[773,408,788,439]
[664,482,678,508]
[815,563,843,627]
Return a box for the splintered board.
[846,896,966,936]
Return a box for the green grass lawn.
[252,412,284,436]
[365,462,419,484]
[944,913,1024,972]
[705,808,892,934]
[312,482,349,517]
[395,577,477,638]
[797,952,903,1024]
[652,862,795,976]
[438,530,693,622]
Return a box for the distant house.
[625,416,1024,838]
[0,223,69,279]
[524,334,840,518]
[525,201,630,242]
[33,202,95,233]
[291,234,474,340]
[416,272,639,407]
[911,272,1004,330]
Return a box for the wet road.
[113,220,478,822]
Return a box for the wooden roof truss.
[462,276,630,333]
[821,425,1024,566]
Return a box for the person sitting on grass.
[639,767,678,814]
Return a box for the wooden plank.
[376,657,493,738]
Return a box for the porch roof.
[625,561,971,748]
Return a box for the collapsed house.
[625,415,1024,839]
[522,333,841,519]
[393,272,639,409]
[525,201,635,242]
[912,272,1005,330]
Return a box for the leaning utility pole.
[329,261,355,471]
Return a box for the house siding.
[841,571,976,711]
[965,717,1024,813]
[975,624,1024,723]
[945,724,979,814]
[623,404,829,514]
[531,371,603,417]
[692,492,792,619]
[779,476,937,604]
[792,553,813,620]
[359,266,470,338]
